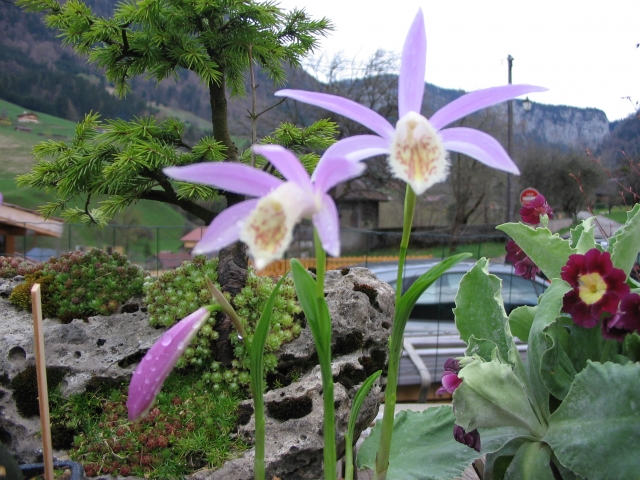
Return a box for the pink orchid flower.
[164,144,366,269]
[127,307,212,421]
[275,10,547,195]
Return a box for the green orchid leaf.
[508,306,537,343]
[453,360,546,438]
[573,216,596,254]
[357,406,520,479]
[504,441,555,480]
[539,321,576,400]
[290,259,331,359]
[249,276,285,397]
[454,259,513,363]
[344,370,381,480]
[544,362,640,480]
[609,204,640,276]
[526,279,570,420]
[395,253,472,330]
[497,223,575,280]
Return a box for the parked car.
[368,259,549,333]
[365,260,549,396]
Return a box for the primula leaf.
[525,279,570,421]
[356,407,518,479]
[483,436,532,480]
[573,216,596,254]
[396,253,471,330]
[454,259,512,363]
[609,204,640,276]
[497,223,575,280]
[504,441,555,480]
[508,306,537,343]
[543,361,640,480]
[568,324,612,372]
[622,332,640,362]
[454,360,546,438]
[539,321,576,400]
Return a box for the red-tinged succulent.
[561,249,630,328]
[520,194,553,224]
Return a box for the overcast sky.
[276,0,640,122]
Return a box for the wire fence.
[5,223,512,273]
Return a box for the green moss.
[9,271,57,317]
[10,365,68,417]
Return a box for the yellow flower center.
[578,272,607,305]
[390,111,448,195]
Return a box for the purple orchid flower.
[164,144,366,269]
[127,307,212,421]
[275,10,547,196]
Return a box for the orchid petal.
[275,89,395,141]
[313,157,367,193]
[398,9,426,117]
[320,135,390,165]
[429,85,549,131]
[127,307,211,421]
[164,163,282,197]
[252,144,312,191]
[192,199,260,255]
[440,127,520,174]
[312,194,341,257]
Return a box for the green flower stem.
[314,229,337,480]
[375,185,417,480]
[253,385,266,480]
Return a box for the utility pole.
[505,54,514,223]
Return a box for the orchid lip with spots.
[275,9,547,195]
[164,143,367,269]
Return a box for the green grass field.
[0,99,196,261]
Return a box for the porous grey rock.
[0,295,161,463]
[0,267,394,477]
[191,267,394,480]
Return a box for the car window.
[498,273,546,306]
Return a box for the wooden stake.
[31,284,54,480]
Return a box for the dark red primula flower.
[561,249,629,328]
[602,293,640,341]
[520,194,553,225]
[454,425,481,452]
[505,240,541,280]
[436,358,462,395]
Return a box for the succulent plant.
[0,256,43,278]
[9,249,144,322]
[144,257,302,391]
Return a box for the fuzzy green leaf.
[609,204,640,276]
[543,361,640,480]
[497,223,575,280]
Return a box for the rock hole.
[334,364,367,390]
[120,304,139,314]
[237,403,254,426]
[353,282,382,312]
[74,351,82,359]
[96,338,106,347]
[8,346,26,364]
[340,268,350,275]
[300,434,307,440]
[118,350,147,368]
[266,395,313,421]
